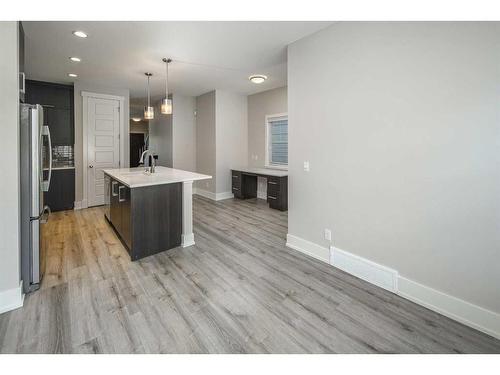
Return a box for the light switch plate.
[324,228,332,241]
[304,161,310,172]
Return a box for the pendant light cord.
[165,60,169,98]
[147,75,151,108]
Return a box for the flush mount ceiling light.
[68,73,78,78]
[131,117,141,122]
[249,74,267,84]
[161,58,173,115]
[144,73,154,120]
[73,30,88,38]
[69,57,81,62]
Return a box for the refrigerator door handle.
[41,125,52,192]
[19,72,26,94]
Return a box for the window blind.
[269,117,288,165]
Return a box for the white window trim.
[265,112,288,170]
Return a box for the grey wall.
[74,82,130,202]
[247,86,287,167]
[0,21,21,295]
[148,100,173,167]
[130,120,148,134]
[288,22,500,313]
[195,91,216,192]
[215,90,248,194]
[172,95,197,172]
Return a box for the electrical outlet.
[304,161,310,172]
[205,181,209,188]
[324,228,332,242]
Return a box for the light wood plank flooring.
[1,196,499,353]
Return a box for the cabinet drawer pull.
[112,181,118,196]
[118,185,126,202]
[232,187,239,191]
[232,175,239,179]
[268,181,278,185]
[268,196,277,200]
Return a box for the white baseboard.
[286,234,330,263]
[215,191,234,201]
[74,199,88,210]
[286,233,500,340]
[0,281,24,315]
[181,233,195,248]
[194,188,234,201]
[398,277,500,340]
[330,246,399,293]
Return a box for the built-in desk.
[231,167,288,211]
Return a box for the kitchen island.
[103,166,211,261]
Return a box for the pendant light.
[161,58,173,114]
[144,72,154,120]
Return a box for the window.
[266,113,288,168]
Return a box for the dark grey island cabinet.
[105,175,182,260]
[103,167,211,261]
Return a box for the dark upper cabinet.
[45,107,73,145]
[26,80,74,145]
[19,22,25,102]
[19,23,25,73]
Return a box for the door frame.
[82,91,125,209]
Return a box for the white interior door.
[87,97,120,207]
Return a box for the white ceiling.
[23,21,331,102]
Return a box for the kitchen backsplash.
[52,145,74,168]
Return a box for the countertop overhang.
[231,166,288,177]
[103,166,211,188]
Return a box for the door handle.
[19,72,25,94]
[89,165,94,168]
[118,185,126,202]
[112,181,118,196]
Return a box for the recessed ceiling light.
[69,57,81,62]
[131,117,141,122]
[72,31,88,38]
[68,73,78,78]
[249,75,267,84]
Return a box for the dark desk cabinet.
[231,169,288,211]
[266,175,288,211]
[26,80,74,146]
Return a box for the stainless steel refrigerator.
[20,103,52,293]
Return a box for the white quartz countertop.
[103,166,211,188]
[231,167,288,177]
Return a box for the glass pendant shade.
[144,106,154,120]
[144,72,154,120]
[161,98,172,114]
[161,58,173,115]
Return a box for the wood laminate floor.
[1,196,499,353]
